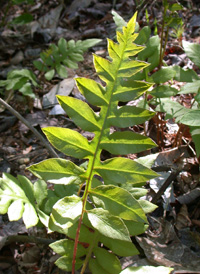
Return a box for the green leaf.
[55,64,68,78]
[76,77,108,106]
[57,95,101,131]
[49,196,82,233]
[62,59,78,69]
[54,184,79,198]
[99,235,139,256]
[94,157,158,186]
[151,67,176,84]
[179,80,200,94]
[45,69,55,80]
[50,238,87,257]
[127,187,148,199]
[183,40,200,68]
[80,39,102,51]
[29,158,85,184]
[166,16,183,28]
[54,256,83,272]
[120,265,174,274]
[0,173,33,220]
[135,26,151,45]
[124,220,148,236]
[58,37,67,55]
[100,131,156,155]
[8,69,37,86]
[8,200,24,220]
[0,174,39,228]
[17,174,35,203]
[42,197,59,216]
[195,93,200,104]
[179,110,200,126]
[151,85,178,98]
[23,203,39,229]
[138,35,160,70]
[5,77,27,90]
[156,98,189,122]
[0,80,7,87]
[93,247,122,274]
[37,208,49,227]
[135,153,158,169]
[69,53,84,62]
[19,83,35,98]
[172,65,199,82]
[43,55,54,66]
[33,180,47,207]
[111,10,127,32]
[108,106,155,127]
[113,80,152,102]
[138,199,157,214]
[33,60,44,71]
[118,60,149,78]
[108,39,144,62]
[94,55,115,83]
[89,185,147,222]
[65,221,97,245]
[169,3,183,11]
[87,208,131,242]
[0,173,39,228]
[89,258,110,274]
[11,13,33,25]
[43,127,94,159]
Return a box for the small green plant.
[0,13,163,273]
[0,38,101,102]
[0,69,38,99]
[33,38,102,81]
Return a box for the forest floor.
[0,0,200,273]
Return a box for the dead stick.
[152,170,179,204]
[0,98,59,158]
[4,235,55,246]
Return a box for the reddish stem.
[72,209,84,274]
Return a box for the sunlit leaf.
[28,158,85,185]
[89,185,147,222]
[43,127,94,159]
[87,208,131,242]
[95,157,158,186]
[57,95,101,131]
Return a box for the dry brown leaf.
[175,204,192,230]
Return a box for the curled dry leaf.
[175,204,192,230]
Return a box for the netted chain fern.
[0,12,158,274]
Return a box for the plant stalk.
[159,3,168,68]
[72,209,85,274]
[80,231,98,274]
[161,25,169,62]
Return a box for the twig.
[0,98,59,158]
[152,169,180,204]
[4,234,55,246]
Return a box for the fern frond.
[28,12,157,273]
